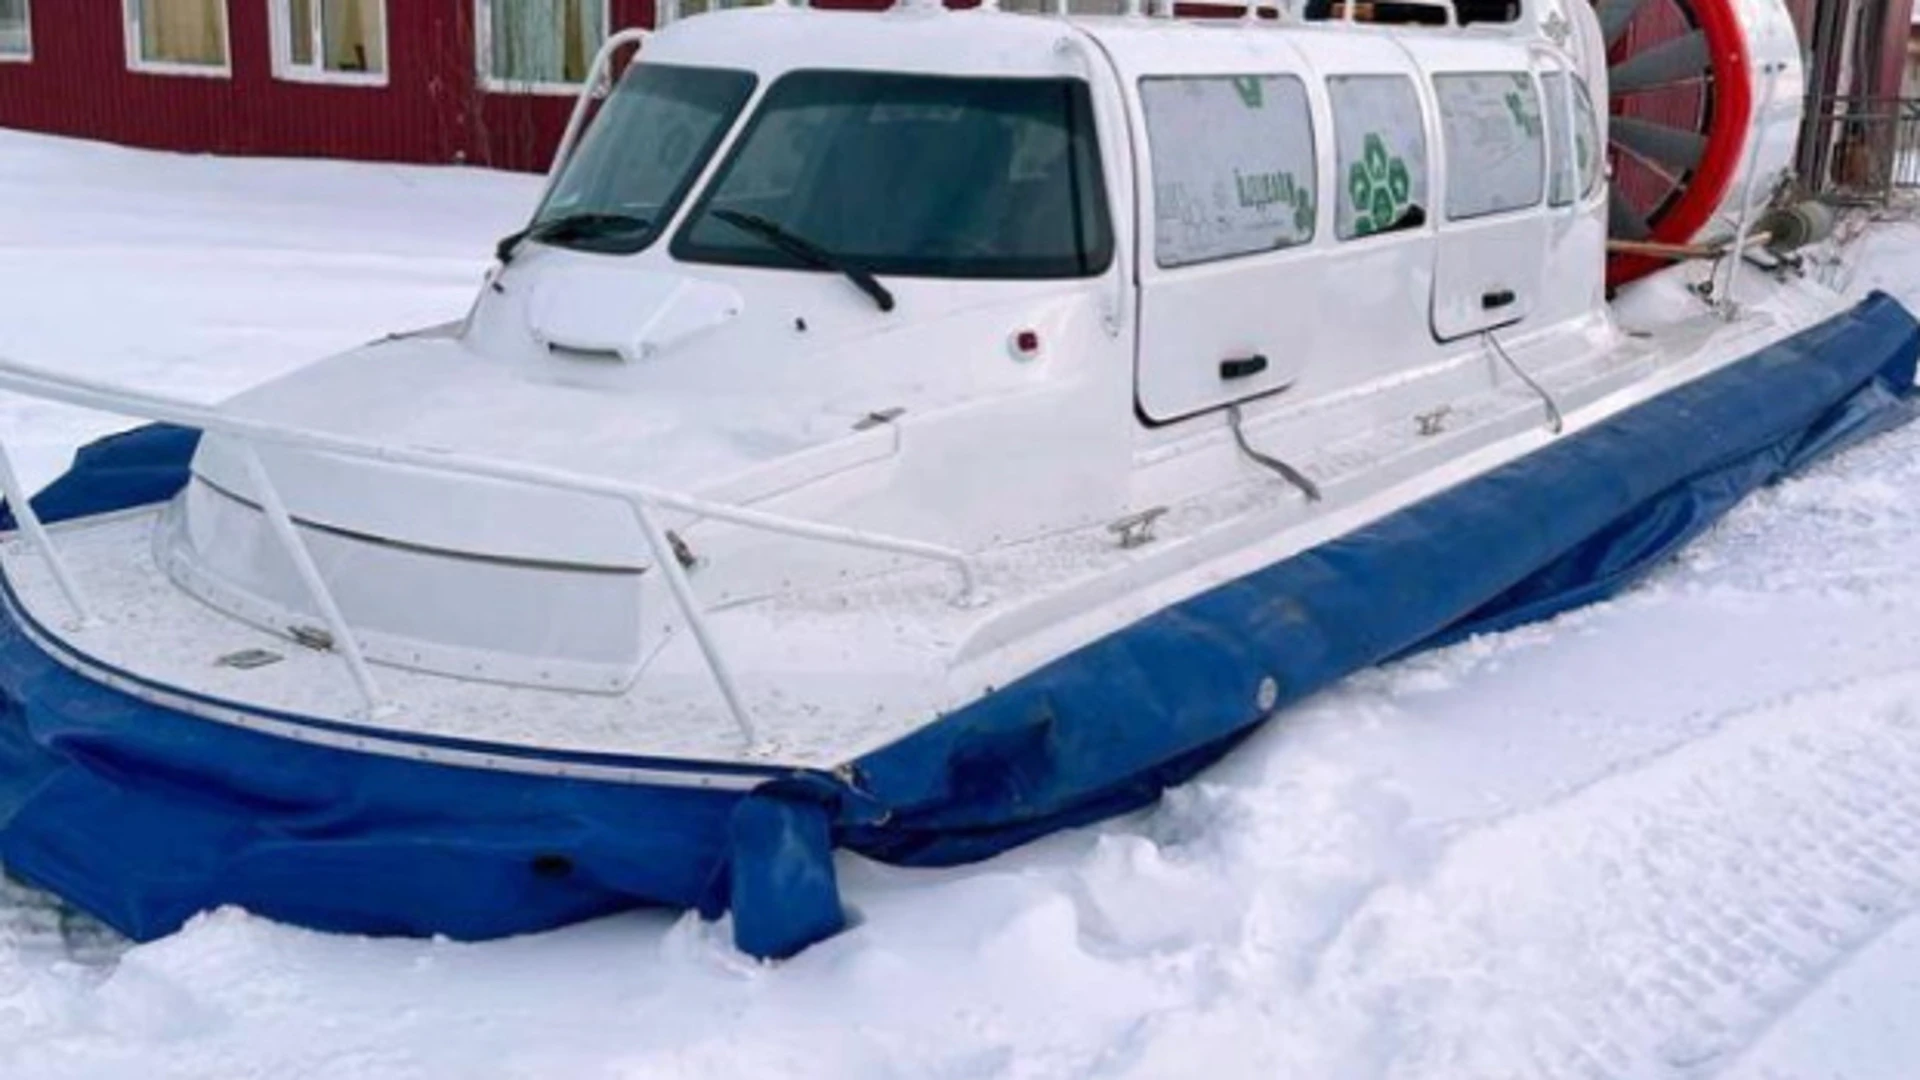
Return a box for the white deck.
[0,268,1842,778]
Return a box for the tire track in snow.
[1303,670,1920,1079]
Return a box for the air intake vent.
[547,342,624,363]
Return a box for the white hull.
[0,263,1849,777]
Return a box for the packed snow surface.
[5,128,1920,1079]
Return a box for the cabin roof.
[643,4,1534,80]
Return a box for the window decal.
[1329,75,1429,239]
[1141,75,1317,267]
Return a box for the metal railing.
[0,356,983,748]
[1798,96,1920,204]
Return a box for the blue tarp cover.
[0,291,1915,958]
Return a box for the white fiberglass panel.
[1429,68,1548,342]
[1135,72,1319,422]
[167,479,647,691]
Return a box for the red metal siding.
[0,1,664,170]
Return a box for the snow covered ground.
[5,127,1920,1079]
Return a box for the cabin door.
[1133,74,1323,423]
[1428,71,1551,342]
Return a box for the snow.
[6,126,1920,1078]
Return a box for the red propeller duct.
[1597,0,1753,287]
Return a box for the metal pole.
[0,438,92,626]
[1719,62,1781,319]
[0,357,982,606]
[237,442,389,719]
[628,497,758,747]
[538,28,653,205]
[0,356,986,647]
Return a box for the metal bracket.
[1107,506,1168,549]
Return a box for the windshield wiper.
[710,208,895,313]
[495,211,652,265]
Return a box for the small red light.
[1013,330,1040,356]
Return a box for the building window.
[1140,75,1317,268]
[0,0,30,62]
[478,0,608,94]
[125,0,231,75]
[273,0,387,84]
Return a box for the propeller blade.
[1608,186,1652,240]
[1612,116,1707,174]
[1596,0,1647,47]
[1611,31,1711,94]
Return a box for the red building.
[0,0,1914,177]
[0,1,679,171]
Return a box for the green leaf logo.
[1349,132,1414,237]
[1504,91,1542,138]
[1292,187,1315,235]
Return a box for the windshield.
[532,63,756,256]
[673,72,1113,280]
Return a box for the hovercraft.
[0,0,1913,958]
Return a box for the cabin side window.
[1139,75,1317,268]
[1433,72,1545,221]
[1573,76,1603,199]
[1327,75,1429,240]
[1543,72,1574,208]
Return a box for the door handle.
[1482,289,1517,310]
[1219,354,1269,380]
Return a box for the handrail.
[0,355,983,747]
[538,27,654,208]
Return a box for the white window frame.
[123,0,233,79]
[474,0,612,97]
[269,0,390,88]
[0,0,32,64]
